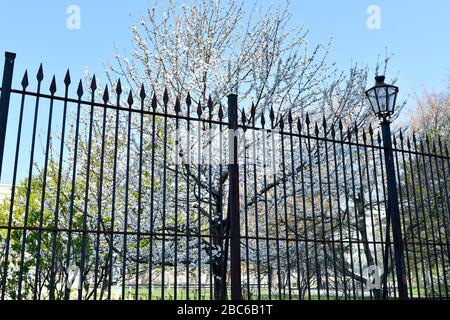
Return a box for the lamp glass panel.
[370,95,379,113]
[366,89,379,113]
[386,86,398,113]
[375,86,387,113]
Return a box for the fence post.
[380,118,408,299]
[0,51,16,180]
[227,93,241,300]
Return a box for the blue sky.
[0,0,449,184]
[0,0,448,101]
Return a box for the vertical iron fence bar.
[51,73,71,299]
[261,114,272,300]
[241,111,250,299]
[227,94,241,300]
[185,94,191,300]
[314,123,329,299]
[386,141,399,299]
[79,76,97,300]
[322,116,338,299]
[251,108,262,299]
[379,133,391,300]
[64,81,83,300]
[380,119,408,299]
[173,97,180,300]
[107,80,122,300]
[1,68,26,301]
[196,102,202,300]
[223,121,232,300]
[218,105,226,300]
[362,130,381,299]
[305,116,321,300]
[0,51,15,179]
[355,128,372,299]
[17,64,43,300]
[347,128,365,299]
[378,131,395,299]
[269,111,282,300]
[34,75,57,300]
[330,125,347,299]
[392,135,413,297]
[48,76,66,298]
[322,120,338,299]
[392,135,414,297]
[207,99,213,300]
[338,122,356,299]
[121,91,133,299]
[297,119,310,300]
[134,88,145,300]
[280,118,292,299]
[161,90,168,300]
[287,113,301,300]
[148,93,157,300]
[93,85,109,300]
[370,130,388,299]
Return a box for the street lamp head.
[365,75,399,120]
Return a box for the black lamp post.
[365,76,408,299]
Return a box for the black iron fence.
[0,52,449,300]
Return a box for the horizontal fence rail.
[0,52,449,300]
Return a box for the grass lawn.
[121,287,413,300]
